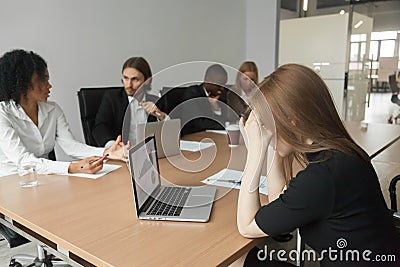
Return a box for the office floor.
[0,238,39,266]
[365,92,400,124]
[0,93,398,267]
[0,239,73,266]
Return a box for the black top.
[92,88,159,147]
[180,84,227,136]
[255,150,399,266]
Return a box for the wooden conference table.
[344,121,400,159]
[0,121,399,267]
[0,132,258,267]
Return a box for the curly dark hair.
[0,49,47,105]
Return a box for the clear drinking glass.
[17,162,38,187]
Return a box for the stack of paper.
[68,164,121,179]
[180,140,215,152]
[202,168,268,195]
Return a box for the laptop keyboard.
[147,187,192,217]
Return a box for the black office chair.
[387,75,400,124]
[0,222,67,267]
[77,86,122,146]
[157,86,189,117]
[0,225,29,248]
[389,74,400,106]
[389,175,400,237]
[0,177,62,267]
[9,246,65,267]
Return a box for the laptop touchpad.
[186,196,213,207]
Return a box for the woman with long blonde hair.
[237,64,398,266]
[232,61,259,100]
[227,61,259,123]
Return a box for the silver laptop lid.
[136,119,181,158]
[128,136,161,217]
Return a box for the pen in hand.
[206,179,241,185]
[81,154,109,169]
[206,178,266,188]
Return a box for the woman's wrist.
[247,142,269,156]
[103,148,110,157]
[68,162,78,173]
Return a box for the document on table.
[205,129,227,135]
[68,164,121,179]
[202,168,268,195]
[180,140,215,152]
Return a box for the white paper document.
[68,164,121,179]
[180,140,215,152]
[202,168,268,195]
[205,130,227,135]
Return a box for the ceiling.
[317,0,391,9]
[281,0,400,13]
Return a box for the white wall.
[0,0,251,143]
[279,14,349,116]
[246,0,280,77]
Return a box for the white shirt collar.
[128,94,146,103]
[203,86,209,97]
[6,100,54,122]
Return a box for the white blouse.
[0,100,104,176]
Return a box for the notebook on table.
[128,135,216,222]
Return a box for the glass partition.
[345,7,373,122]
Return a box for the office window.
[360,42,366,60]
[349,34,367,70]
[368,31,399,72]
[351,31,399,74]
[350,43,359,62]
[351,34,366,42]
[380,40,395,57]
[371,31,397,40]
[369,41,379,61]
[349,62,363,71]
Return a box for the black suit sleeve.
[92,91,119,146]
[226,89,249,122]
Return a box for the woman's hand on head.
[68,156,104,174]
[239,111,273,152]
[104,135,130,162]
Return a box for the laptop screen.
[128,136,161,213]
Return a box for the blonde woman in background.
[232,61,259,102]
[226,61,259,123]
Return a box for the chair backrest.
[157,86,188,116]
[389,74,399,94]
[77,86,121,146]
[388,175,400,238]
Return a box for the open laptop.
[128,135,216,222]
[136,119,181,158]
